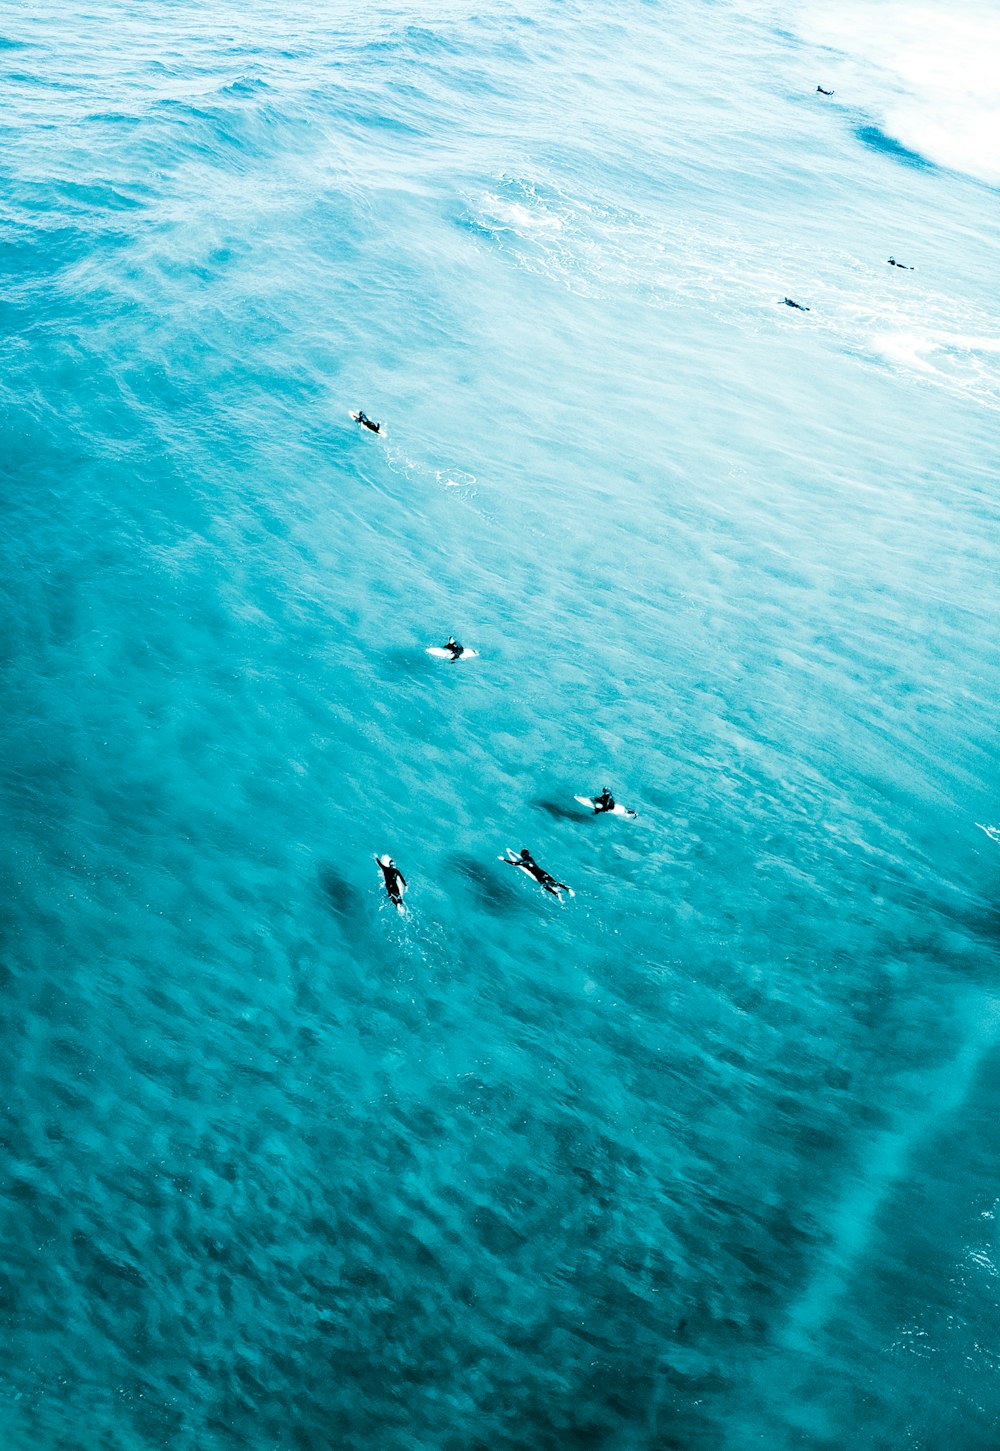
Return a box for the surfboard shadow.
[317,864,363,920]
[379,648,436,681]
[535,797,584,823]
[447,853,521,915]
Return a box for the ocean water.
[1,1,999,1447]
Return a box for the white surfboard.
[426,646,479,660]
[574,795,637,819]
[350,410,385,435]
[498,847,574,898]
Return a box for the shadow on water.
[447,852,522,915]
[379,647,437,681]
[317,864,363,920]
[535,797,584,823]
[964,898,1000,955]
[855,124,933,171]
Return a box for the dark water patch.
[535,796,581,822]
[380,645,429,676]
[855,124,934,171]
[449,851,522,914]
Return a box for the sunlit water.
[1,3,998,1448]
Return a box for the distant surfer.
[783,297,810,311]
[374,854,406,912]
[355,409,381,434]
[444,636,464,660]
[816,86,834,96]
[886,257,914,269]
[594,787,616,814]
[502,848,571,899]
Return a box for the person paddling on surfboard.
[886,257,914,269]
[445,636,464,660]
[594,787,616,814]
[783,297,810,311]
[816,86,834,96]
[503,848,571,898]
[374,854,406,911]
[355,409,381,434]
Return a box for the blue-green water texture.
[2,2,1000,1447]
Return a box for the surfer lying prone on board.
[783,297,810,311]
[375,854,407,913]
[354,409,381,433]
[502,848,572,898]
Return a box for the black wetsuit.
[375,856,406,906]
[357,410,381,434]
[594,790,615,814]
[445,639,464,660]
[816,86,834,96]
[887,258,913,269]
[783,298,810,311]
[506,850,569,897]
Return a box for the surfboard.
[574,795,637,819]
[498,847,574,898]
[426,646,479,660]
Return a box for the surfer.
[355,409,381,434]
[594,787,616,814]
[886,257,913,269]
[445,636,464,660]
[783,297,810,311]
[374,854,406,910]
[503,848,571,898]
[816,86,834,96]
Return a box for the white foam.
[791,0,1000,185]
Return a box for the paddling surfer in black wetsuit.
[816,86,834,96]
[887,257,914,269]
[594,787,616,814]
[444,636,464,660]
[374,854,406,910]
[504,848,571,898]
[356,410,381,433]
[783,297,810,311]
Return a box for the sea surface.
[2,2,999,1447]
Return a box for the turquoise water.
[2,2,999,1447]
